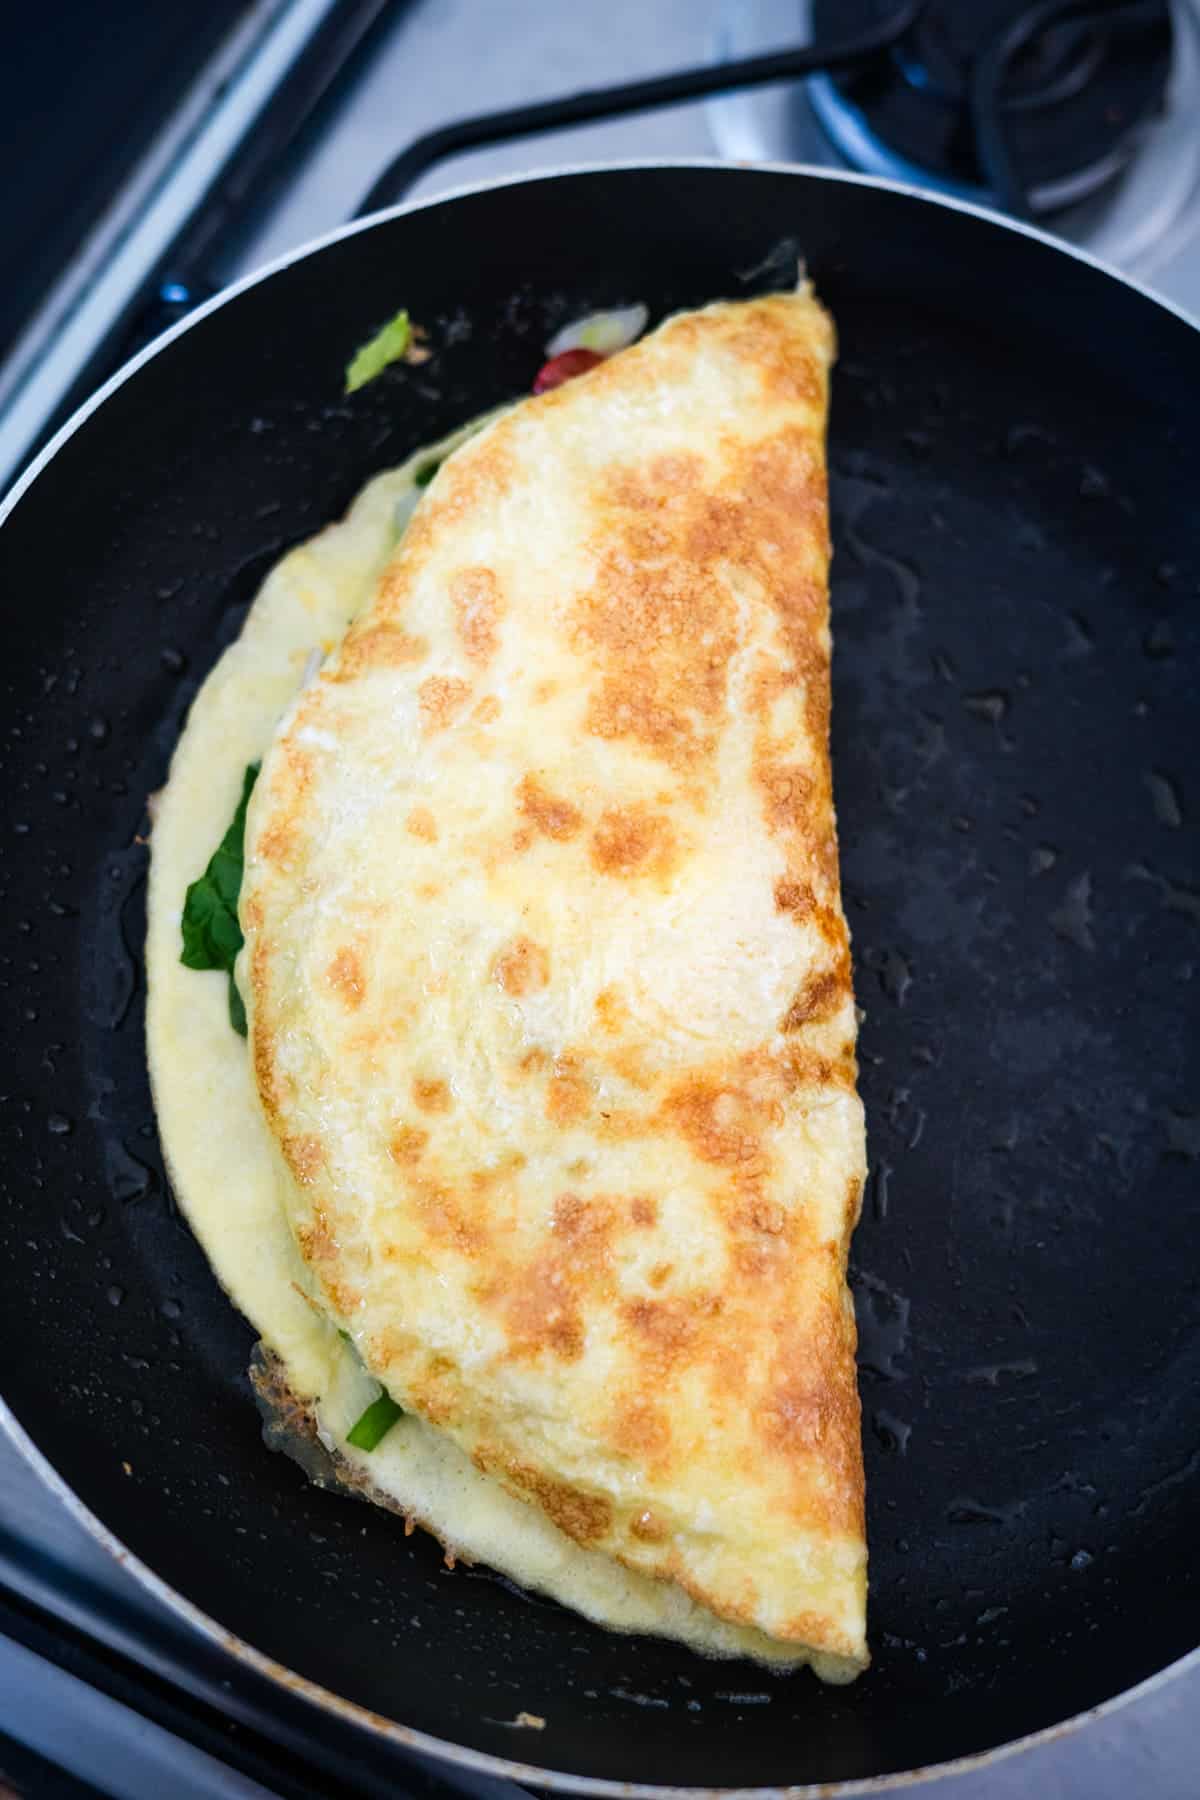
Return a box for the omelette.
[146,288,869,1680]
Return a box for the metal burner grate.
[709,0,1200,280]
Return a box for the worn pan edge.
[5,1390,1199,1800]
[3,155,1198,535]
[1,158,1197,1793]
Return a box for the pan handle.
[353,1,928,216]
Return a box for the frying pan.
[0,163,1197,1794]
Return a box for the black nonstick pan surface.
[0,165,1197,1793]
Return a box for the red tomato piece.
[533,348,606,394]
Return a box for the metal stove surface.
[2,2,1198,1795]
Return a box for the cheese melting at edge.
[239,292,869,1672]
[145,399,863,1680]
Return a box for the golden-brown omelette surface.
[241,290,868,1666]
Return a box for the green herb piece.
[413,459,441,488]
[345,308,410,394]
[227,974,247,1037]
[180,762,259,1037]
[346,1390,403,1452]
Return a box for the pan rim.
[3,153,1198,533]
[4,1400,1199,1800]
[1,156,1197,1794]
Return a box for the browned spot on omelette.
[623,1295,705,1363]
[281,1134,323,1185]
[782,958,850,1030]
[775,877,814,917]
[485,1192,615,1364]
[593,986,628,1034]
[254,819,295,867]
[577,547,736,772]
[407,1179,489,1257]
[332,622,427,682]
[451,565,504,664]
[412,1077,452,1113]
[576,411,830,778]
[757,762,816,836]
[763,1311,863,1537]
[590,804,677,878]
[389,1123,429,1166]
[419,674,471,731]
[400,1352,463,1428]
[474,1443,613,1546]
[631,1507,669,1542]
[492,936,550,997]
[546,1061,591,1125]
[326,946,365,1010]
[610,1399,673,1464]
[516,773,582,840]
[663,1071,772,1172]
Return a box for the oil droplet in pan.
[963,690,1009,724]
[1144,770,1183,829]
[852,1271,911,1382]
[963,1359,1038,1387]
[1049,872,1095,952]
[1164,1111,1200,1160]
[946,1495,1027,1527]
[871,1410,912,1455]
[105,1138,157,1205]
[874,948,912,1006]
[1126,863,1200,926]
[1143,620,1174,659]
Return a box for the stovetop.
[2,2,1199,1794]
[708,0,1200,285]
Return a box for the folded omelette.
[146,288,869,1680]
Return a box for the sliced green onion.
[414,460,441,488]
[346,1390,403,1452]
[345,308,411,394]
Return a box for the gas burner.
[808,0,1173,215]
[709,0,1200,278]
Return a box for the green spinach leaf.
[180,762,259,1036]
